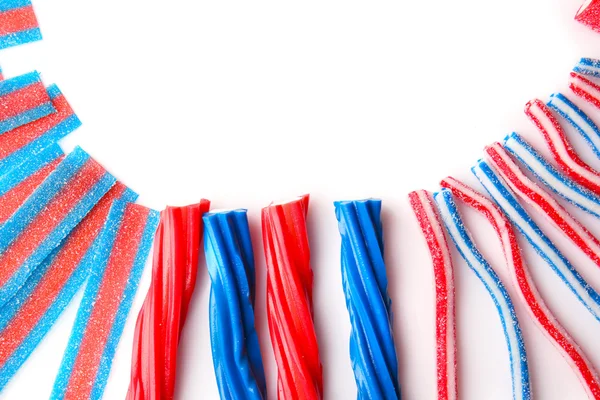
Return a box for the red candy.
[576,0,600,33]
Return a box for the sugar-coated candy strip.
[433,188,531,400]
[204,209,267,400]
[526,98,600,195]
[334,199,401,400]
[472,161,600,399]
[0,84,81,176]
[51,201,159,400]
[408,190,457,400]
[0,0,42,50]
[0,147,116,308]
[127,200,211,400]
[0,65,3,81]
[0,183,137,391]
[262,195,323,400]
[486,142,600,270]
[576,0,600,34]
[504,132,600,218]
[570,72,600,110]
[0,144,63,224]
[548,93,600,159]
[0,71,54,135]
[574,58,600,78]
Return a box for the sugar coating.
[574,58,600,78]
[576,0,600,34]
[473,160,600,399]
[334,199,401,399]
[52,200,159,400]
[408,190,457,400]
[0,0,41,50]
[570,72,600,110]
[0,71,54,134]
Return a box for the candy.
[51,201,159,400]
[0,183,137,391]
[570,72,600,110]
[262,195,323,400]
[0,147,115,308]
[575,0,600,34]
[0,71,55,135]
[203,209,267,400]
[504,132,600,218]
[433,187,531,400]
[472,160,600,399]
[548,93,600,159]
[0,66,3,81]
[526,98,600,195]
[334,199,401,399]
[408,190,457,400]
[127,200,211,400]
[0,84,81,176]
[0,0,42,50]
[0,144,63,224]
[574,58,600,78]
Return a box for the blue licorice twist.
[335,199,401,400]
[203,210,267,400]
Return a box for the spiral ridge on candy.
[204,209,267,400]
[504,132,600,218]
[127,200,210,400]
[472,160,600,399]
[334,199,400,400]
[570,72,600,110]
[262,195,323,400]
[486,142,600,270]
[434,186,531,400]
[408,190,457,400]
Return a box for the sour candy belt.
[504,132,600,218]
[262,195,323,400]
[486,142,600,270]
[472,160,600,399]
[574,58,600,78]
[408,190,457,400]
[127,200,211,400]
[547,93,600,159]
[434,186,530,400]
[0,71,54,134]
[0,0,42,50]
[0,146,115,308]
[204,209,267,400]
[525,98,600,195]
[576,1,600,34]
[0,182,137,391]
[334,199,401,400]
[570,72,600,110]
[51,200,159,400]
[0,84,81,176]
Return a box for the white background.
[1,0,600,398]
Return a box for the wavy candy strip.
[574,58,600,78]
[335,199,400,400]
[262,195,323,400]
[473,160,600,399]
[570,72,600,110]
[408,190,457,400]
[434,186,531,400]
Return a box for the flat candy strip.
[473,160,600,399]
[576,0,600,34]
[0,71,54,135]
[0,84,81,176]
[0,144,63,224]
[0,66,3,81]
[526,98,600,195]
[0,183,137,391]
[574,58,600,78]
[548,93,600,159]
[0,0,42,50]
[570,72,600,110]
[486,142,600,270]
[504,132,600,218]
[262,195,323,400]
[434,186,531,400]
[408,190,457,400]
[204,209,267,400]
[335,199,401,400]
[127,200,211,400]
[52,201,159,400]
[0,146,116,308]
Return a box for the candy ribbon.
[0,0,42,50]
[574,58,600,78]
[576,0,600,34]
[570,72,600,110]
